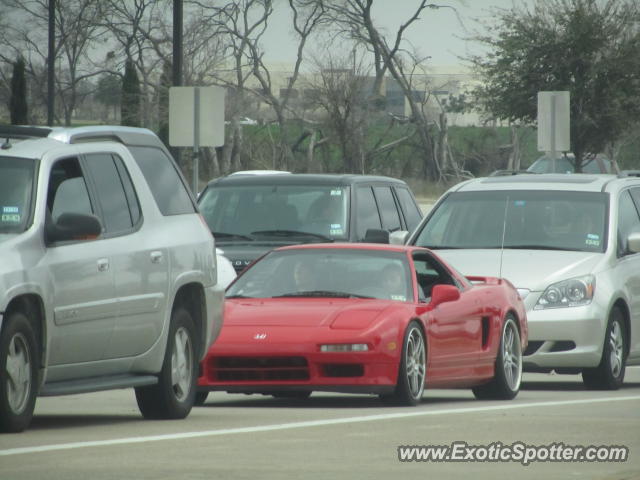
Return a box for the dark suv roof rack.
[620,170,640,178]
[0,125,53,139]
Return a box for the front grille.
[213,356,310,382]
[232,264,247,274]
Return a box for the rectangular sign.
[537,91,570,152]
[169,86,225,147]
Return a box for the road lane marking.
[2,394,639,456]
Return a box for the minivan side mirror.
[46,212,102,244]
[430,284,460,307]
[628,232,640,254]
[389,230,409,245]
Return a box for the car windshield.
[415,190,608,253]
[198,184,349,241]
[0,156,35,235]
[227,248,413,302]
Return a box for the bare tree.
[0,0,109,125]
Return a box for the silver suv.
[405,173,640,390]
[0,126,224,432]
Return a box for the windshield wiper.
[274,290,372,299]
[212,231,254,241]
[250,230,333,242]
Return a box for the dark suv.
[198,174,423,273]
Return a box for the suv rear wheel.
[0,311,38,433]
[136,307,197,419]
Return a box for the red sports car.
[197,243,527,405]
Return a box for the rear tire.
[473,315,522,400]
[582,307,626,390]
[0,311,38,433]
[136,307,197,419]
[380,321,426,406]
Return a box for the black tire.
[0,311,38,433]
[194,391,209,406]
[136,307,197,419]
[473,315,522,400]
[582,307,627,390]
[380,321,426,406]
[271,391,312,399]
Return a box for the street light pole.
[47,0,55,126]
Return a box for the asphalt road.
[1,368,639,480]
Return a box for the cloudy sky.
[261,0,530,68]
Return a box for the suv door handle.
[150,251,163,264]
[97,258,109,272]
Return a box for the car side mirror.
[363,228,389,243]
[430,284,460,307]
[46,212,102,244]
[628,232,640,253]
[389,230,409,245]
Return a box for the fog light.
[320,344,369,352]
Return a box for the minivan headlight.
[534,275,595,310]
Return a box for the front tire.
[381,321,426,406]
[136,307,197,419]
[473,315,522,400]
[0,311,38,433]
[582,307,627,390]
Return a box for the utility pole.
[172,0,183,169]
[47,0,55,126]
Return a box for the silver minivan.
[404,173,640,390]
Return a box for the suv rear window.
[128,146,195,215]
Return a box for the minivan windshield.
[0,157,35,234]
[198,184,349,241]
[415,190,608,253]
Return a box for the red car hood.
[224,298,394,328]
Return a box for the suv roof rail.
[619,170,640,178]
[488,169,538,177]
[0,125,53,139]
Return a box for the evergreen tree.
[121,59,141,127]
[10,56,28,125]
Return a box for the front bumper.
[522,301,607,370]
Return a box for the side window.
[617,190,640,257]
[373,186,402,231]
[395,187,422,231]
[84,153,138,234]
[128,146,195,215]
[355,186,381,240]
[630,187,640,212]
[48,158,93,221]
[114,156,142,226]
[412,253,456,300]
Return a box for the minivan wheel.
[582,307,627,390]
[136,307,197,419]
[0,311,38,433]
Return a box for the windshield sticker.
[330,189,342,196]
[2,206,19,213]
[585,234,600,247]
[330,228,344,235]
[391,295,406,301]
[331,223,341,229]
[514,200,526,207]
[1,213,20,223]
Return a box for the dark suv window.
[355,186,382,240]
[374,186,401,231]
[395,187,422,231]
[128,146,195,215]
